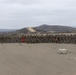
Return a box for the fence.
[0,34,76,44]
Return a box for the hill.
[15,24,76,34]
[0,29,16,34]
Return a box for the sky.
[0,0,76,29]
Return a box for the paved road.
[0,43,76,75]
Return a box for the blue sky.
[0,0,76,29]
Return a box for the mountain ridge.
[0,25,76,34]
[15,24,76,34]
